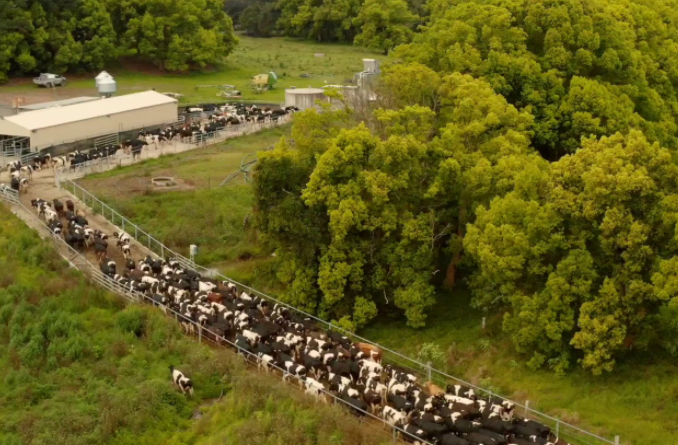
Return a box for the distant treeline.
[225,0,422,52]
[0,0,238,83]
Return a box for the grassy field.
[77,127,287,288]
[0,35,384,105]
[76,130,678,445]
[0,202,391,445]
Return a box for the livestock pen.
[52,178,621,445]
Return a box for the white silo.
[95,71,112,87]
[98,77,117,98]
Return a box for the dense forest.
[253,0,678,375]
[229,0,420,51]
[0,0,237,82]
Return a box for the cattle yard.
[0,122,620,445]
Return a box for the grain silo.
[285,88,326,110]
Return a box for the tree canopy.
[353,0,417,53]
[0,0,237,82]
[395,0,678,160]
[255,65,542,330]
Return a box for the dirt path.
[19,172,151,270]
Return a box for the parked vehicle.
[33,73,67,87]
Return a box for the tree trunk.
[444,209,466,288]
[444,250,462,288]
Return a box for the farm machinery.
[250,72,278,94]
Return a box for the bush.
[416,342,446,370]
[116,307,148,337]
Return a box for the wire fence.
[51,116,291,182]
[57,178,620,445]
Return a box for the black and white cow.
[169,365,194,397]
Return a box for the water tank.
[98,77,117,98]
[363,59,380,74]
[95,71,112,88]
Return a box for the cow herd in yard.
[22,191,572,445]
[1,103,299,182]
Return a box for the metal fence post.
[427,362,432,383]
[615,436,620,445]
[525,400,529,418]
[198,324,202,343]
[135,225,138,240]
[556,420,559,439]
[392,426,397,444]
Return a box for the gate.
[1,136,30,157]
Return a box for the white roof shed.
[0,91,178,150]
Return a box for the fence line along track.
[55,179,619,445]
[0,187,427,445]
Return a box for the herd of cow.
[21,193,573,445]
[1,102,299,183]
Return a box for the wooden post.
[615,436,620,445]
[198,324,202,343]
[525,400,529,418]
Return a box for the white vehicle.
[33,73,67,87]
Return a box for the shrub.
[116,307,148,337]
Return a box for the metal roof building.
[0,91,178,151]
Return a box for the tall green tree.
[276,0,364,42]
[111,0,238,71]
[465,130,678,374]
[254,65,543,329]
[240,2,280,37]
[353,0,416,53]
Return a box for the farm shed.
[285,88,326,110]
[0,91,178,151]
